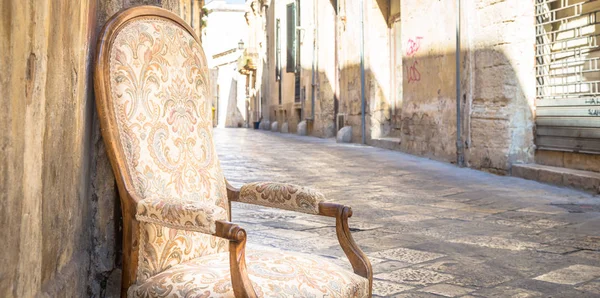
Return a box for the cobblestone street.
[215,129,600,297]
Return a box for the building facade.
[204,0,249,128]
[247,0,600,187]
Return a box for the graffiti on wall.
[406,37,423,57]
[406,37,423,84]
[406,60,421,83]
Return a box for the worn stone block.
[337,126,352,143]
[375,268,455,286]
[370,247,445,264]
[281,122,289,133]
[511,164,539,181]
[419,284,474,297]
[373,280,413,296]
[297,120,307,136]
[260,120,270,130]
[537,168,564,185]
[563,171,600,193]
[271,121,278,132]
[534,265,600,285]
[512,164,600,194]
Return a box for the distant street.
[215,128,600,298]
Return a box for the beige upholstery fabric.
[239,182,325,214]
[137,197,228,234]
[129,247,369,298]
[108,18,229,281]
[137,222,228,283]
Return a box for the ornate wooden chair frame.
[94,6,372,297]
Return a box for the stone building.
[203,0,250,128]
[248,0,600,192]
[0,1,205,297]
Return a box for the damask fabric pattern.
[129,247,369,298]
[109,18,229,281]
[239,182,325,214]
[137,196,228,234]
[137,222,228,283]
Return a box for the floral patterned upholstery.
[136,221,228,283]
[137,197,228,234]
[108,18,229,282]
[239,182,325,214]
[128,246,369,298]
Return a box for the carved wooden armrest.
[226,180,373,293]
[318,202,373,292]
[235,181,325,214]
[135,196,258,297]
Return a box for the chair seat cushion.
[128,246,369,298]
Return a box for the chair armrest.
[236,181,325,214]
[136,197,229,234]
[319,202,373,290]
[226,180,372,293]
[136,196,258,297]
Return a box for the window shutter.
[276,19,281,80]
[286,3,296,73]
[535,0,600,154]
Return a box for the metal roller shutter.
[535,0,600,154]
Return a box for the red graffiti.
[406,36,423,57]
[406,60,421,83]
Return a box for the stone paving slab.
[215,129,600,297]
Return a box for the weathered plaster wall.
[399,0,458,162]
[0,1,194,297]
[310,0,336,138]
[396,0,535,173]
[337,0,391,143]
[365,0,391,141]
[462,0,536,173]
[0,1,96,296]
[338,0,365,142]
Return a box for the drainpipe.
[456,0,465,166]
[310,0,317,120]
[359,0,366,144]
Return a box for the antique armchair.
[94,6,372,297]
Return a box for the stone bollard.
[271,121,278,132]
[297,120,307,136]
[336,126,352,143]
[260,120,270,130]
[281,122,289,133]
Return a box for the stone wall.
[462,0,536,173]
[399,0,458,162]
[395,0,536,172]
[0,1,197,297]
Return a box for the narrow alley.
[216,129,600,297]
[4,0,600,297]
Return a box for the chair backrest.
[94,6,229,291]
[96,7,228,209]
